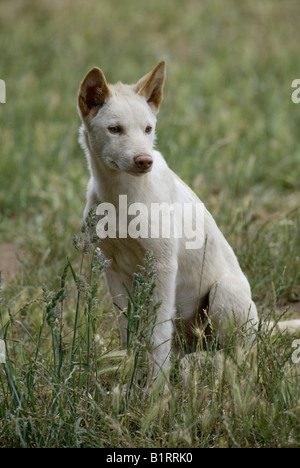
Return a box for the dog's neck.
[94,158,151,205]
[86,148,152,208]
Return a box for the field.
[0,0,300,448]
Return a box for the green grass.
[0,0,300,448]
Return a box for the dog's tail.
[268,319,300,335]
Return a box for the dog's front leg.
[145,257,178,383]
[106,256,177,386]
[104,268,132,349]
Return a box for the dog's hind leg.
[208,275,258,344]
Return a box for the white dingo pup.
[77,61,300,381]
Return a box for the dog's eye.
[145,126,152,134]
[108,125,121,134]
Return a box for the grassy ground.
[0,0,300,448]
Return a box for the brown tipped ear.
[78,67,112,119]
[134,60,166,114]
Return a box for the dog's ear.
[134,61,166,115]
[78,67,112,119]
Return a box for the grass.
[0,0,300,448]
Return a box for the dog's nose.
[134,154,153,171]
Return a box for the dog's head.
[78,61,166,175]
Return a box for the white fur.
[77,62,299,382]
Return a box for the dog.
[77,61,300,382]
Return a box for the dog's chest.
[100,236,146,276]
